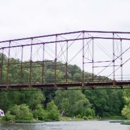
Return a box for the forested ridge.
[0,53,130,121]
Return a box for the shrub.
[2,111,15,121]
[33,104,47,121]
[3,104,33,121]
[76,114,81,118]
[46,101,60,121]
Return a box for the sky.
[0,0,130,79]
[0,0,130,40]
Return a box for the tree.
[3,104,33,121]
[54,89,94,117]
[122,89,130,119]
[33,104,47,120]
[85,89,124,117]
[122,104,130,119]
[73,73,81,82]
[17,89,44,110]
[0,90,25,112]
[0,89,45,112]
[61,98,69,116]
[46,101,60,121]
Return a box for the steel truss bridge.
[0,30,130,89]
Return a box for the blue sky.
[0,0,130,40]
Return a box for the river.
[0,120,130,130]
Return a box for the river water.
[0,120,130,130]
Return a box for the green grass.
[120,121,130,125]
[109,120,122,123]
[15,120,44,123]
[60,116,84,121]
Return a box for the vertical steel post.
[65,41,68,83]
[113,33,115,86]
[29,39,33,87]
[42,43,45,84]
[55,35,57,87]
[0,49,4,84]
[20,46,23,84]
[82,31,85,86]
[120,39,123,81]
[92,38,94,82]
[7,41,11,87]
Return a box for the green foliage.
[122,104,130,119]
[43,88,56,107]
[0,89,44,112]
[3,104,33,121]
[54,89,94,118]
[84,89,124,117]
[85,108,95,117]
[17,89,44,110]
[10,104,33,120]
[33,104,47,121]
[121,89,130,119]
[76,114,81,118]
[2,111,15,121]
[46,101,60,121]
[0,53,126,120]
[0,91,12,112]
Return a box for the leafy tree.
[85,89,124,117]
[122,89,130,119]
[45,70,55,83]
[108,90,124,116]
[73,73,81,82]
[3,104,33,121]
[43,88,56,107]
[17,89,44,110]
[0,90,26,112]
[122,104,130,119]
[0,89,44,112]
[54,89,94,117]
[61,98,69,116]
[33,104,47,120]
[46,101,60,121]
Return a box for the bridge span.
[0,30,130,89]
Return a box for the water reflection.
[0,121,130,130]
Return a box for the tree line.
[0,53,130,121]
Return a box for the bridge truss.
[0,30,130,89]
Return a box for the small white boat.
[0,109,5,116]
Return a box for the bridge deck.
[0,80,130,89]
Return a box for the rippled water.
[0,121,130,130]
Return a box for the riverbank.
[0,120,129,130]
[1,116,129,125]
[0,116,95,123]
[110,120,130,125]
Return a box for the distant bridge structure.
[0,30,130,89]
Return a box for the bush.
[83,115,93,120]
[76,114,81,118]
[86,108,95,117]
[46,101,60,121]
[33,104,47,121]
[2,111,15,121]
[11,104,33,120]
[3,104,33,121]
[83,116,88,120]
